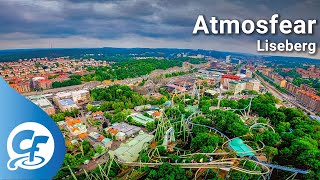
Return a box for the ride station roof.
[228,137,255,157]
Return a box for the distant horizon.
[1,0,319,60]
[0,46,319,61]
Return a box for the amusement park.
[61,73,317,180]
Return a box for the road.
[22,81,102,96]
[255,73,315,115]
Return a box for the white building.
[31,77,45,89]
[246,80,260,92]
[53,90,90,106]
[71,90,90,105]
[27,95,56,115]
[228,81,246,95]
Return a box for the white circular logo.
[7,122,55,170]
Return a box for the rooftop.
[299,90,320,100]
[59,98,76,106]
[130,114,154,126]
[309,115,320,123]
[222,74,240,80]
[112,133,154,162]
[55,91,72,98]
[72,90,89,95]
[66,118,82,126]
[109,122,141,136]
[228,138,255,157]
[27,95,53,108]
[230,81,245,84]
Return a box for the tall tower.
[217,83,223,109]
[226,55,231,63]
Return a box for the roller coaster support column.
[286,172,298,180]
[263,167,273,180]
[204,169,210,180]
[241,174,247,180]
[224,170,230,180]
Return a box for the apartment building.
[228,81,246,95]
[296,90,320,112]
[245,79,260,92]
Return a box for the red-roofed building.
[9,82,31,93]
[221,75,240,88]
[38,79,52,90]
[297,90,320,112]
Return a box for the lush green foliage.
[198,92,320,179]
[90,85,147,112]
[191,133,222,151]
[50,108,79,122]
[146,163,191,180]
[52,75,82,88]
[81,59,183,81]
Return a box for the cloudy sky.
[0,0,319,59]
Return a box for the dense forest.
[197,93,320,179]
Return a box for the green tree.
[50,112,66,122]
[95,144,105,154]
[82,140,91,155]
[64,153,78,167]
[148,163,188,180]
[140,152,149,162]
[191,133,221,151]
[86,104,93,111]
[256,131,281,147]
[146,121,156,132]
[200,146,215,153]
[265,146,278,162]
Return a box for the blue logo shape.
[7,122,53,171]
[0,77,65,179]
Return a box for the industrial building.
[112,132,154,162]
[71,90,90,105]
[53,91,72,105]
[53,90,90,106]
[58,98,79,112]
[129,113,154,126]
[105,122,141,139]
[27,95,56,115]
[221,75,240,89]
